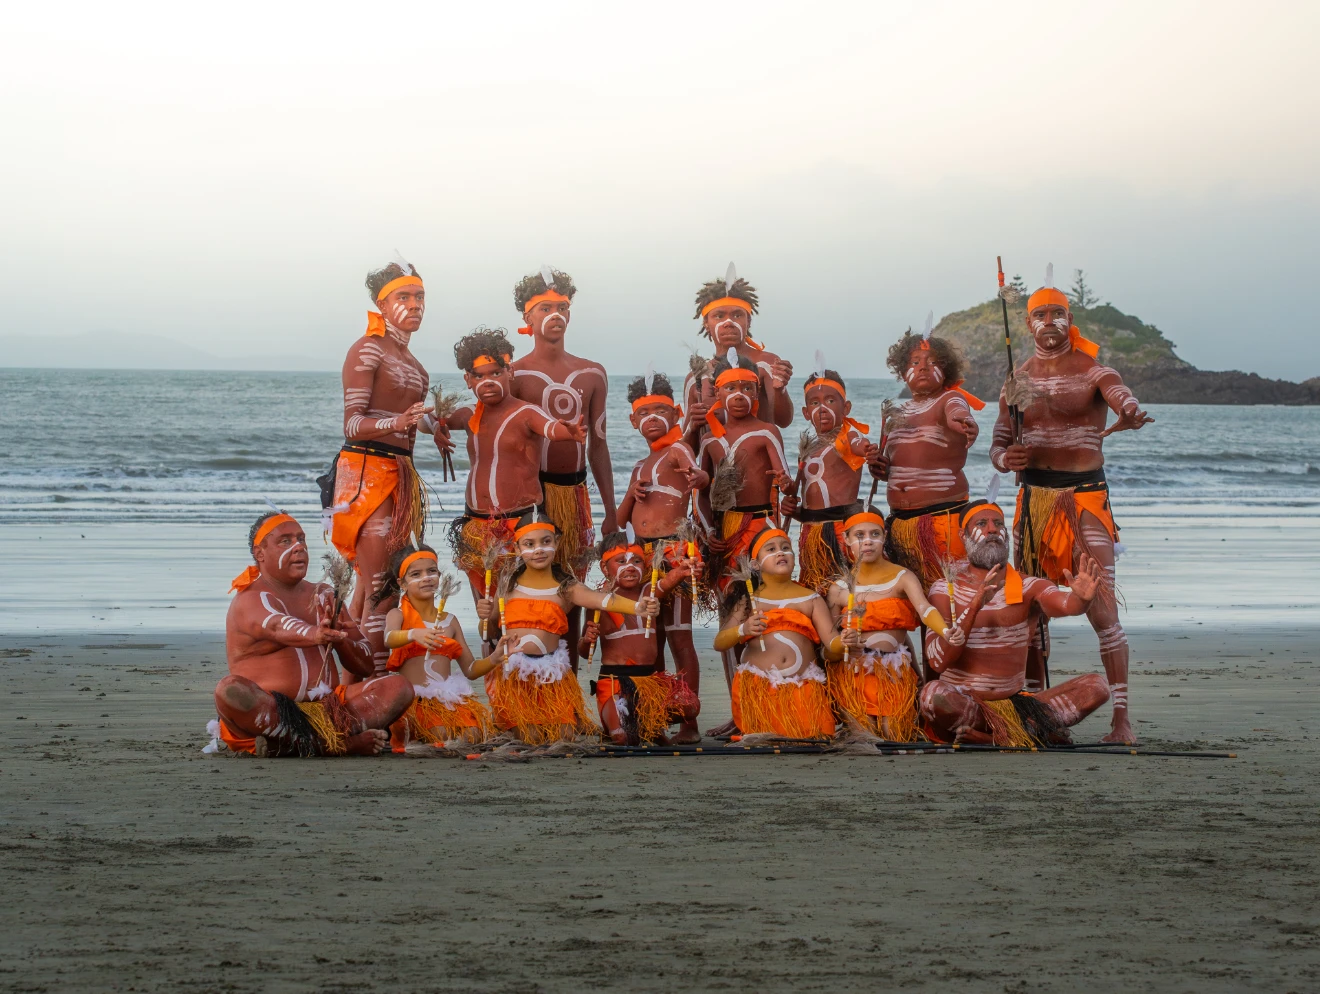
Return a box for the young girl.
[825,508,961,740]
[713,525,841,738]
[476,510,661,745]
[378,544,503,749]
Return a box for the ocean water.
[2,368,1318,634]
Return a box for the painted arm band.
[921,605,949,636]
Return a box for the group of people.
[208,257,1153,758]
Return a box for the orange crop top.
[503,595,570,635]
[388,599,462,671]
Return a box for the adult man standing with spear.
[989,263,1153,744]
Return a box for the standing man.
[509,267,617,662]
[871,327,982,594]
[990,267,1153,744]
[332,256,447,675]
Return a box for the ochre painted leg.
[664,594,702,743]
[918,680,986,743]
[1077,510,1134,743]
[214,674,275,739]
[350,496,396,680]
[1036,673,1110,730]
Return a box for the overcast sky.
[1,0,1316,379]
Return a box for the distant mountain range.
[936,300,1320,405]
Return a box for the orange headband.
[631,394,680,413]
[513,520,557,543]
[471,353,510,370]
[398,549,437,579]
[1027,287,1070,312]
[601,543,645,565]
[376,275,423,302]
[960,500,1004,528]
[715,368,759,388]
[750,527,790,559]
[252,513,295,548]
[700,296,752,318]
[522,289,571,314]
[805,378,846,399]
[843,511,885,532]
[1025,287,1100,359]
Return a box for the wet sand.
[2,626,1318,993]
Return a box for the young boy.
[778,366,878,593]
[617,370,709,743]
[579,533,699,745]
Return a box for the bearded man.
[210,511,414,757]
[871,327,982,594]
[330,256,450,674]
[990,267,1153,743]
[920,499,1110,746]
[683,265,794,435]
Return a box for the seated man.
[209,511,414,757]
[920,498,1110,746]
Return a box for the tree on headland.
[1070,269,1099,309]
[1010,274,1028,296]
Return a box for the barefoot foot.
[670,722,702,745]
[1101,716,1137,745]
[704,719,739,739]
[346,728,390,756]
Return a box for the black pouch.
[316,457,338,510]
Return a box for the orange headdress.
[516,265,575,336]
[1027,264,1099,358]
[365,255,424,337]
[230,511,297,592]
[398,549,438,579]
[695,262,765,349]
[704,350,761,438]
[750,526,790,560]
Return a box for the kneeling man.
[920,499,1110,746]
[210,511,414,756]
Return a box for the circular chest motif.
[544,383,582,420]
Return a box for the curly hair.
[513,269,577,314]
[885,332,966,386]
[371,543,439,608]
[626,372,674,404]
[804,368,846,393]
[365,260,421,302]
[693,277,759,323]
[454,326,516,374]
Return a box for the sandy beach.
[3,623,1318,993]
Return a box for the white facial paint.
[639,414,669,433]
[714,318,744,342]
[930,366,944,383]
[276,540,304,569]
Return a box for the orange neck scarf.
[832,417,871,470]
[945,380,986,410]
[649,424,683,451]
[229,565,262,593]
